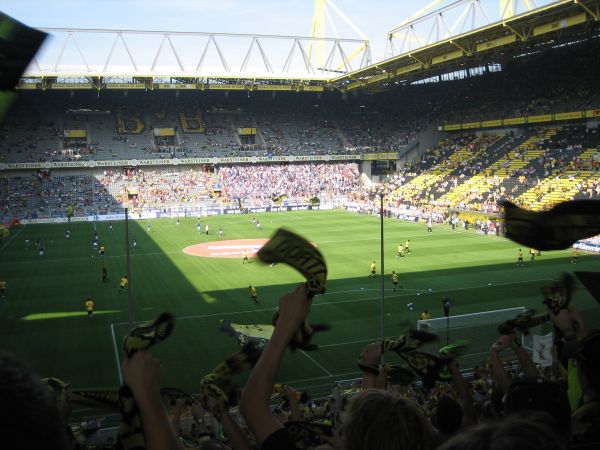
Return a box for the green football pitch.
[0,210,598,398]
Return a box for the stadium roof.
[17,0,599,92]
[335,0,600,90]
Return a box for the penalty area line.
[300,350,333,376]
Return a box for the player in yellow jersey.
[571,249,580,264]
[242,250,249,264]
[0,279,6,298]
[529,248,536,261]
[99,244,105,257]
[369,261,376,277]
[404,240,411,254]
[84,298,95,319]
[517,249,524,267]
[119,275,129,292]
[420,310,430,321]
[249,285,258,304]
[391,271,400,292]
[397,244,404,258]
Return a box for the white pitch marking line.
[300,350,333,376]
[318,337,378,348]
[109,278,554,327]
[107,279,554,376]
[280,371,362,386]
[110,323,123,385]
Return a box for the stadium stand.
[3,15,600,450]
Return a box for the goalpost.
[417,307,544,369]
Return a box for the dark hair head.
[438,412,566,450]
[504,378,570,436]
[434,395,463,435]
[200,439,228,450]
[0,352,69,450]
[342,390,430,450]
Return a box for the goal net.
[417,307,544,370]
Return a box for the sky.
[3,0,554,76]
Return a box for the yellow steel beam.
[449,39,471,55]
[325,0,368,41]
[308,0,327,68]
[408,54,427,67]
[503,21,527,40]
[389,0,445,37]
[500,0,515,19]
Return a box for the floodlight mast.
[125,208,134,327]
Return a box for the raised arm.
[512,336,539,378]
[489,335,513,395]
[284,385,303,422]
[170,398,186,438]
[446,360,476,426]
[568,306,585,340]
[201,389,252,450]
[122,351,185,450]
[221,411,253,450]
[360,342,383,390]
[239,283,309,446]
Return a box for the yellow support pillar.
[500,0,515,19]
[309,0,326,69]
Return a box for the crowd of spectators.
[3,281,599,450]
[96,167,214,208]
[355,125,600,221]
[0,162,362,218]
[2,123,599,220]
[2,119,599,222]
[0,172,114,219]
[217,163,360,204]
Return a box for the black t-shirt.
[262,428,298,450]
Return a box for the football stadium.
[1,0,600,448]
